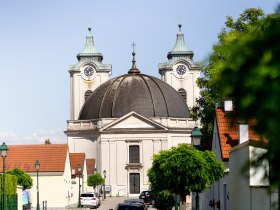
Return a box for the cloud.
[0,129,67,145]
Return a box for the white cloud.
[0,129,67,145]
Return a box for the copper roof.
[216,107,260,160]
[0,144,68,173]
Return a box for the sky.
[0,0,279,145]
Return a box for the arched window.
[178,88,187,103]
[84,90,93,101]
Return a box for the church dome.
[78,53,190,120]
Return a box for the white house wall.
[201,116,229,210]
[249,146,269,186]
[29,173,72,208]
[229,142,272,210]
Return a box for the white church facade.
[65,25,201,197]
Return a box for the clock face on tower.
[84,66,94,77]
[176,64,187,75]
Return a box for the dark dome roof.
[79,73,190,120]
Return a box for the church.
[65,25,201,197]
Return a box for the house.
[229,139,279,209]
[69,152,91,202]
[200,105,260,210]
[0,144,84,208]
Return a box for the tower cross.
[131,42,136,53]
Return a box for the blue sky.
[0,0,279,144]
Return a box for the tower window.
[129,145,140,163]
[84,90,93,101]
[178,88,187,102]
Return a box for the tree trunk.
[179,201,187,210]
[179,194,187,210]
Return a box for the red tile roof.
[86,159,96,175]
[216,107,260,161]
[0,144,68,173]
[69,153,85,176]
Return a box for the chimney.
[239,123,249,144]
[224,98,233,113]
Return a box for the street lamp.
[0,142,8,210]
[35,160,40,210]
[190,127,202,210]
[190,127,202,148]
[77,163,82,208]
[103,170,106,199]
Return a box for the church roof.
[167,24,194,59]
[158,25,199,73]
[0,144,68,173]
[76,27,103,61]
[79,52,190,120]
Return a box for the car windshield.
[117,207,144,210]
[81,194,94,197]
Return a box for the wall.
[229,142,271,210]
[29,152,72,208]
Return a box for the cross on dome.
[128,42,140,74]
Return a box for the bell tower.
[69,28,112,120]
[159,24,200,110]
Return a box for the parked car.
[80,192,100,209]
[112,203,146,210]
[139,191,154,205]
[123,199,148,210]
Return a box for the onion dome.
[79,51,190,120]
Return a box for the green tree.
[87,173,104,189]
[147,144,224,209]
[44,138,51,144]
[6,168,33,190]
[192,8,277,141]
[212,7,280,187]
[153,190,174,210]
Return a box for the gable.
[101,111,168,131]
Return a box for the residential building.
[200,103,278,210]
[0,144,86,208]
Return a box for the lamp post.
[35,160,40,210]
[191,127,202,210]
[0,142,8,210]
[103,170,106,199]
[191,127,202,149]
[77,164,82,208]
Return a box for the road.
[68,196,156,210]
[98,196,156,210]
